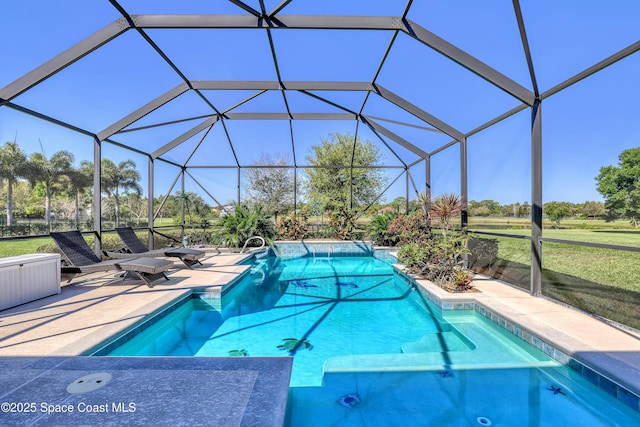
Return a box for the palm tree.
[0,142,29,225]
[101,159,142,227]
[27,150,75,227]
[65,160,93,229]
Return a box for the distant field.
[469,216,635,230]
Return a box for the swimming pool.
[103,252,640,425]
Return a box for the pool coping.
[393,265,640,412]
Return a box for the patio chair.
[50,230,172,287]
[106,227,205,269]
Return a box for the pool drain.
[66,373,112,394]
[476,416,492,426]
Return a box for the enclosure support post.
[425,156,432,226]
[405,167,410,213]
[237,167,241,205]
[148,156,154,250]
[460,137,468,229]
[425,156,431,200]
[93,136,102,255]
[294,166,298,218]
[531,99,543,296]
[181,168,185,244]
[349,168,354,210]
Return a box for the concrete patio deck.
[1,252,640,424]
[0,252,252,356]
[0,252,295,427]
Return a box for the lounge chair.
[50,230,173,287]
[106,227,205,269]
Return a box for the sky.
[1,0,639,206]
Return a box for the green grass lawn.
[0,237,53,257]
[469,225,640,329]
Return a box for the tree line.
[0,141,144,228]
[470,146,640,227]
[469,199,605,220]
[2,136,638,231]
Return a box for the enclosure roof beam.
[361,116,430,159]
[119,113,217,134]
[430,140,458,157]
[224,112,356,120]
[541,39,640,100]
[191,80,372,91]
[184,169,224,209]
[401,19,535,106]
[268,0,293,17]
[298,91,359,115]
[151,116,218,159]
[97,83,190,141]
[125,5,540,111]
[512,0,539,97]
[465,103,529,139]
[4,101,187,166]
[185,164,405,169]
[0,19,131,105]
[132,14,401,31]
[373,84,464,141]
[228,0,262,18]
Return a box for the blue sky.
[1,1,639,206]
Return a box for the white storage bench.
[0,254,61,311]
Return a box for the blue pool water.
[105,254,640,425]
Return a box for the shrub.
[213,204,276,248]
[367,211,400,246]
[393,194,474,291]
[328,207,357,240]
[467,237,499,269]
[387,211,431,244]
[276,215,308,240]
[398,231,470,288]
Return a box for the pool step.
[322,353,559,377]
[401,331,475,353]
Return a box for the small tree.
[518,201,531,218]
[471,205,491,217]
[243,153,295,219]
[122,193,148,226]
[596,147,640,227]
[544,201,572,228]
[582,200,606,219]
[305,132,387,210]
